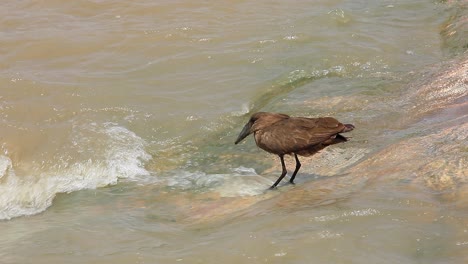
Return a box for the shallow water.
[1,0,467,263]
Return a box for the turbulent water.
[1,0,467,263]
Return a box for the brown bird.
[235,112,354,189]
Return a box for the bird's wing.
[276,117,346,149]
[256,116,347,155]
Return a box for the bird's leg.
[289,154,301,184]
[270,155,287,189]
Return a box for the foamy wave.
[0,123,151,220]
[312,208,381,222]
[166,167,271,197]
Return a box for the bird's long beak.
[235,121,253,144]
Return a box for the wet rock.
[263,146,369,177]
[172,6,468,223]
[349,121,467,187]
[404,55,467,120]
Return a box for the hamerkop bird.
[235,112,354,189]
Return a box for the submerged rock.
[350,117,467,186]
[169,4,468,223]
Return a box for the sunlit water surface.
[1,0,467,263]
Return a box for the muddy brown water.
[1,0,467,263]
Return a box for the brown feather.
[254,116,347,155]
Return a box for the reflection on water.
[0,0,467,263]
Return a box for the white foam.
[166,167,271,197]
[312,208,381,223]
[231,103,251,117]
[0,123,152,220]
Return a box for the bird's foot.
[289,180,295,185]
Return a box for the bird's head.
[234,112,289,144]
[342,124,355,132]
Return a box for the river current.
[1,1,467,263]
